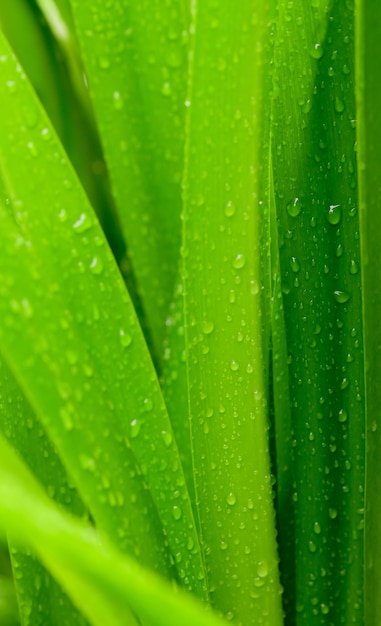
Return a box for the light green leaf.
[0,355,88,626]
[69,0,189,361]
[0,30,207,596]
[182,1,283,624]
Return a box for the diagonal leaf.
[69,0,189,361]
[0,355,88,626]
[0,434,227,626]
[0,30,207,597]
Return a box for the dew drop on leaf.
[172,505,182,520]
[286,197,302,217]
[89,257,104,275]
[129,419,141,439]
[226,492,236,506]
[326,204,342,225]
[334,290,351,304]
[339,409,348,423]
[310,43,324,59]
[119,329,132,347]
[225,200,236,217]
[202,320,214,334]
[232,253,245,269]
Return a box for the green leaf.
[355,0,381,622]
[272,0,365,622]
[0,434,227,626]
[0,355,88,626]
[182,2,283,624]
[69,0,189,361]
[0,30,207,596]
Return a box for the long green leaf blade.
[69,0,188,360]
[355,0,381,622]
[0,31,207,596]
[272,0,365,622]
[183,2,283,624]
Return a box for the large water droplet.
[232,253,245,269]
[226,492,236,506]
[89,257,104,275]
[172,505,182,520]
[202,320,214,334]
[257,561,269,578]
[225,201,236,217]
[286,197,302,217]
[310,43,324,59]
[334,290,351,304]
[129,419,141,439]
[338,409,348,423]
[119,329,132,347]
[73,213,92,233]
[326,204,342,225]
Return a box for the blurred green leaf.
[0,434,227,626]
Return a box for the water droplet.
[202,320,214,334]
[336,243,344,257]
[326,204,342,225]
[187,537,195,551]
[338,409,348,423]
[310,43,324,59]
[225,200,236,217]
[232,253,245,269]
[286,197,302,217]
[226,492,236,506]
[143,398,153,412]
[321,604,330,615]
[58,209,67,223]
[129,419,141,439]
[308,541,317,553]
[89,257,104,275]
[27,141,38,157]
[113,91,124,110]
[162,430,173,447]
[73,213,92,233]
[230,360,239,371]
[172,505,182,520]
[290,256,300,272]
[313,522,321,534]
[184,99,191,107]
[119,329,132,347]
[220,540,228,550]
[334,96,345,113]
[334,290,351,304]
[257,561,269,578]
[349,259,359,274]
